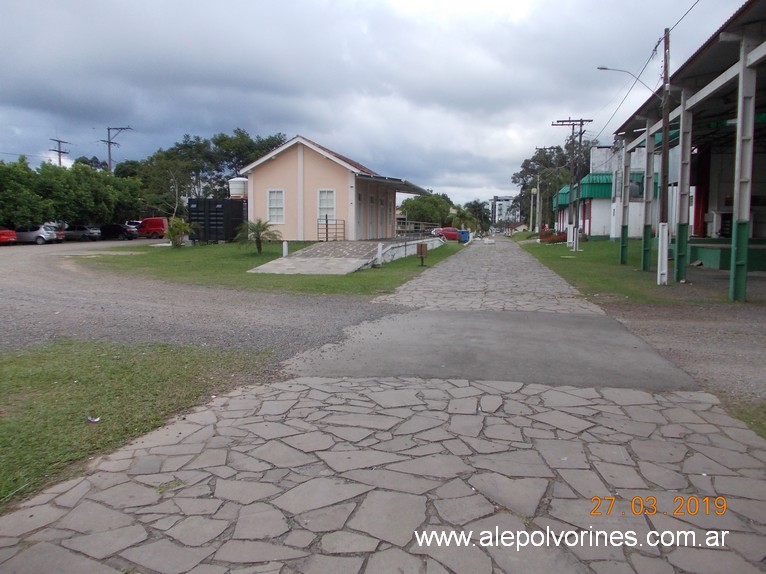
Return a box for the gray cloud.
[0,0,744,204]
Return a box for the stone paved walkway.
[375,240,604,314]
[2,239,765,574]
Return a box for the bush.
[166,217,191,248]
[540,229,567,244]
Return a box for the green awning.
[555,185,570,208]
[579,172,612,200]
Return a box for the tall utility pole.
[48,138,71,167]
[101,126,132,171]
[658,27,671,285]
[552,118,592,251]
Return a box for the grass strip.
[0,338,268,510]
[520,239,727,305]
[81,241,463,295]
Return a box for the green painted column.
[674,223,689,282]
[729,220,749,301]
[620,224,629,264]
[641,224,652,271]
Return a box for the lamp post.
[598,59,669,283]
[597,67,662,101]
[530,188,537,233]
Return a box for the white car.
[15,224,58,244]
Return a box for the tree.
[235,219,282,254]
[511,136,598,227]
[464,200,491,232]
[211,129,286,178]
[134,129,287,212]
[0,158,51,226]
[74,156,108,171]
[450,205,475,230]
[399,194,452,225]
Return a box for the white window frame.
[317,189,336,221]
[268,189,284,224]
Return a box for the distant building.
[239,135,429,241]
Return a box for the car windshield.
[44,225,56,231]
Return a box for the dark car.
[64,224,101,241]
[0,226,17,245]
[100,223,138,240]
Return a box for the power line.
[592,43,660,142]
[592,0,699,142]
[670,0,700,32]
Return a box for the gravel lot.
[1,240,764,404]
[599,266,766,402]
[0,241,403,374]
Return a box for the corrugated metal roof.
[579,172,612,199]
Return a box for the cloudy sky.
[0,0,745,205]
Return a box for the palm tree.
[464,200,491,232]
[450,205,476,231]
[235,219,282,254]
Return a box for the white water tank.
[228,177,248,199]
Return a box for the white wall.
[590,199,611,237]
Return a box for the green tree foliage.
[0,129,285,227]
[399,194,452,225]
[0,159,141,227]
[450,205,475,230]
[464,200,491,232]
[235,219,282,254]
[510,137,597,227]
[0,158,52,226]
[74,156,109,171]
[117,129,286,217]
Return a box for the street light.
[599,32,671,286]
[530,188,537,233]
[597,66,662,102]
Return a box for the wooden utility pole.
[552,118,592,251]
[101,126,132,171]
[49,138,70,167]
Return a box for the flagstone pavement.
[1,241,765,574]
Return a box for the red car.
[0,226,17,245]
[435,227,460,240]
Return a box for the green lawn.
[521,238,728,305]
[81,241,463,296]
[0,339,268,511]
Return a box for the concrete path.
[249,241,388,275]
[2,240,765,574]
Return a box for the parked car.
[431,228,443,236]
[64,224,101,241]
[434,227,460,240]
[137,217,168,239]
[100,223,138,240]
[125,220,142,228]
[0,226,17,245]
[15,224,58,244]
